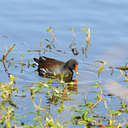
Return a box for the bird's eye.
[73,64,76,68]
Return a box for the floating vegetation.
[82,25,90,50]
[96,60,108,77]
[1,27,128,128]
[71,81,128,127]
[69,25,91,58]
[2,43,16,73]
[27,41,43,56]
[116,66,128,71]
[46,26,56,42]
[72,48,79,56]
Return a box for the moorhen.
[33,56,78,82]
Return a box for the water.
[0,0,128,127]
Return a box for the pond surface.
[0,0,128,127]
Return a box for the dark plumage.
[33,56,78,82]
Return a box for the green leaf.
[81,25,88,33]
[46,26,52,32]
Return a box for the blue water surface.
[0,0,128,127]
